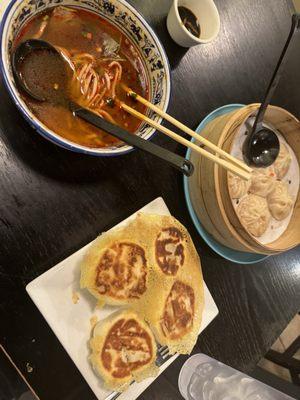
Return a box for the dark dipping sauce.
[178,6,201,38]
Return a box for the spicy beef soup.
[13,6,149,148]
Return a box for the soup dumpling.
[228,172,250,199]
[267,181,294,220]
[249,167,276,197]
[237,194,271,237]
[274,143,292,179]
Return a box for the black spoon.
[11,39,194,177]
[243,13,300,167]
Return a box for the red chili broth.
[14,7,149,148]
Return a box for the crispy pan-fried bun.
[82,213,205,355]
[141,274,204,354]
[90,309,157,391]
[134,214,205,354]
[132,213,197,278]
[80,223,149,306]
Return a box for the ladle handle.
[73,106,194,177]
[253,13,300,133]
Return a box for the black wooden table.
[1,0,300,399]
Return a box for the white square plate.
[26,197,219,400]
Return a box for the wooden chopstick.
[123,87,252,174]
[120,102,251,180]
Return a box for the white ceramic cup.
[167,0,220,47]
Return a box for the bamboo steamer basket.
[188,104,300,255]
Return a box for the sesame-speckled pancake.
[80,222,149,306]
[90,309,157,391]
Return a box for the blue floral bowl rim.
[0,0,171,157]
[183,103,269,265]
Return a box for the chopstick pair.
[120,86,252,181]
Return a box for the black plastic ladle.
[11,39,194,177]
[243,13,300,167]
